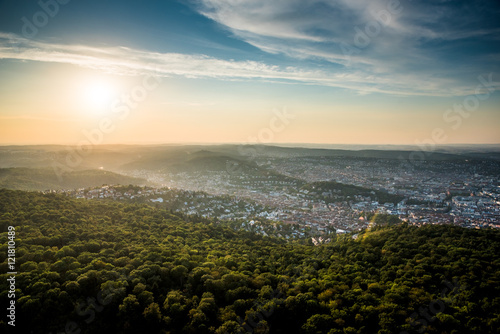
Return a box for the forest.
[303,181,404,205]
[0,168,147,191]
[0,189,499,333]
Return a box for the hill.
[1,144,498,173]
[120,148,260,174]
[303,181,405,205]
[0,168,148,191]
[0,189,499,333]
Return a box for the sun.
[82,80,117,114]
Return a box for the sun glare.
[82,80,117,114]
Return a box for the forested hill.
[0,168,148,191]
[0,189,499,334]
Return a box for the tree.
[143,302,164,331]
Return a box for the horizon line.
[1,142,499,149]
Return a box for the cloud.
[0,30,497,97]
[192,0,500,93]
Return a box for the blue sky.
[0,0,499,145]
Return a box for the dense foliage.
[303,181,404,205]
[0,189,499,333]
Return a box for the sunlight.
[82,79,117,114]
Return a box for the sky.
[0,0,499,146]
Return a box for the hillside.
[1,145,498,173]
[1,189,499,333]
[303,181,405,205]
[0,168,148,191]
[120,149,260,174]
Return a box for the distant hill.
[0,145,143,170]
[0,168,148,191]
[120,148,263,175]
[0,144,498,175]
[461,151,500,161]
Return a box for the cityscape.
[37,144,500,240]
[1,0,499,333]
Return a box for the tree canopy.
[0,189,499,333]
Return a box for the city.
[46,146,499,242]
[1,0,499,332]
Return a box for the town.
[59,152,500,242]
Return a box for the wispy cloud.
[0,30,497,96]
[193,0,500,93]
